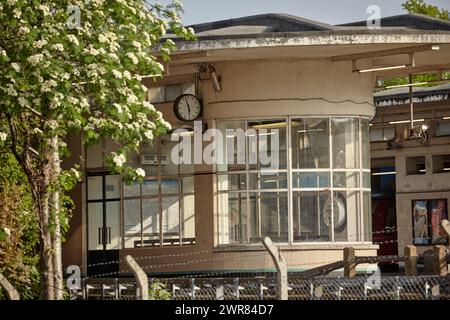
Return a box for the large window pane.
[124,181,140,198]
[363,192,372,241]
[293,191,330,242]
[105,175,120,199]
[361,119,371,169]
[247,120,287,170]
[217,120,247,172]
[124,199,141,248]
[292,172,330,189]
[249,192,288,242]
[87,176,103,201]
[332,171,360,188]
[143,198,160,246]
[105,201,120,250]
[248,172,287,190]
[142,179,159,196]
[218,192,248,244]
[291,118,329,169]
[333,191,359,242]
[182,195,196,241]
[162,197,180,244]
[161,178,179,194]
[181,176,195,193]
[332,118,359,169]
[87,202,103,250]
[218,174,246,191]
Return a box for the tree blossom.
[27,54,44,65]
[135,168,146,178]
[3,227,11,237]
[112,153,126,167]
[0,0,195,299]
[11,62,20,72]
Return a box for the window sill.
[214,242,379,252]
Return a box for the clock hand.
[185,98,191,116]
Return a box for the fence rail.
[70,275,450,300]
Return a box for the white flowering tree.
[0,0,194,299]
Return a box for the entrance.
[371,158,398,272]
[86,173,121,277]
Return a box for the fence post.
[432,245,448,276]
[234,277,240,300]
[115,278,119,300]
[404,245,418,276]
[262,237,288,300]
[344,247,356,278]
[0,273,20,300]
[82,278,86,300]
[395,276,401,300]
[216,285,224,300]
[124,255,148,300]
[190,278,197,300]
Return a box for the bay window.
[217,116,371,245]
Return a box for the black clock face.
[173,94,202,121]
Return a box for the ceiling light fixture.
[358,65,408,73]
[385,82,429,89]
[389,119,424,125]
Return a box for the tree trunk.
[32,182,55,300]
[50,135,63,300]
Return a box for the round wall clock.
[173,94,202,122]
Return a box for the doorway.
[86,173,121,277]
[371,158,398,272]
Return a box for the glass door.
[87,173,121,276]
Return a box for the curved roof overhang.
[163,29,450,81]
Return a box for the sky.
[177,0,450,26]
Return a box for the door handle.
[107,227,111,244]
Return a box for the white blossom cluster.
[112,153,126,167]
[0,0,194,183]
[2,227,11,237]
[0,132,7,142]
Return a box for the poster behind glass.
[412,199,448,245]
[430,199,448,245]
[412,200,429,245]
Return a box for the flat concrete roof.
[162,13,450,81]
[167,14,450,56]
